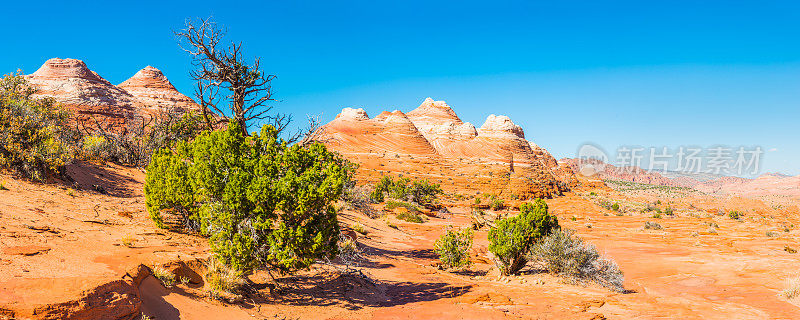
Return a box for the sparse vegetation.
[765,231,779,237]
[396,211,424,223]
[79,110,205,167]
[152,265,176,287]
[434,226,473,270]
[340,180,379,218]
[488,199,559,276]
[385,200,421,213]
[370,176,443,205]
[487,194,505,211]
[205,256,246,300]
[530,228,625,292]
[0,72,75,181]
[781,276,800,300]
[121,236,136,247]
[335,233,363,271]
[0,180,6,190]
[351,223,368,235]
[644,221,663,230]
[728,210,742,220]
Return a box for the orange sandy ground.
[0,162,799,319]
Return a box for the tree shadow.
[64,161,142,198]
[268,271,472,310]
[359,243,438,260]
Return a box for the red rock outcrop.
[27,58,138,123]
[26,58,198,126]
[321,98,571,198]
[117,66,199,113]
[323,108,438,156]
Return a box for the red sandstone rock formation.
[26,58,138,122]
[118,66,199,112]
[25,58,198,125]
[320,98,571,198]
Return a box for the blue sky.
[2,0,799,175]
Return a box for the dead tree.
[175,17,288,138]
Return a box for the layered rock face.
[117,66,199,112]
[323,108,438,156]
[321,98,573,198]
[25,58,198,124]
[27,58,138,122]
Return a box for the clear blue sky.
[2,0,799,175]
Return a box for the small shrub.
[385,200,420,213]
[784,246,796,254]
[81,110,205,167]
[530,228,624,292]
[336,233,363,271]
[488,194,504,211]
[371,176,442,205]
[0,72,74,181]
[664,207,674,216]
[728,211,742,220]
[611,203,620,212]
[180,276,190,285]
[205,256,245,299]
[152,265,175,287]
[352,223,368,235]
[341,181,379,217]
[80,135,111,161]
[434,226,473,270]
[652,213,662,219]
[781,276,800,300]
[0,180,6,190]
[386,220,398,229]
[766,231,779,237]
[589,191,597,196]
[644,221,662,230]
[488,199,559,276]
[121,236,136,247]
[571,216,577,221]
[396,211,424,223]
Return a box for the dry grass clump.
[781,276,800,300]
[205,256,246,300]
[530,228,625,292]
[120,235,136,247]
[351,223,368,235]
[396,211,424,223]
[151,265,175,287]
[644,221,662,230]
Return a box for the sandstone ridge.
[25,58,198,123]
[321,98,576,198]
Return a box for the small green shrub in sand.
[434,227,473,270]
[488,199,559,276]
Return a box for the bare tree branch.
[175,17,279,136]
